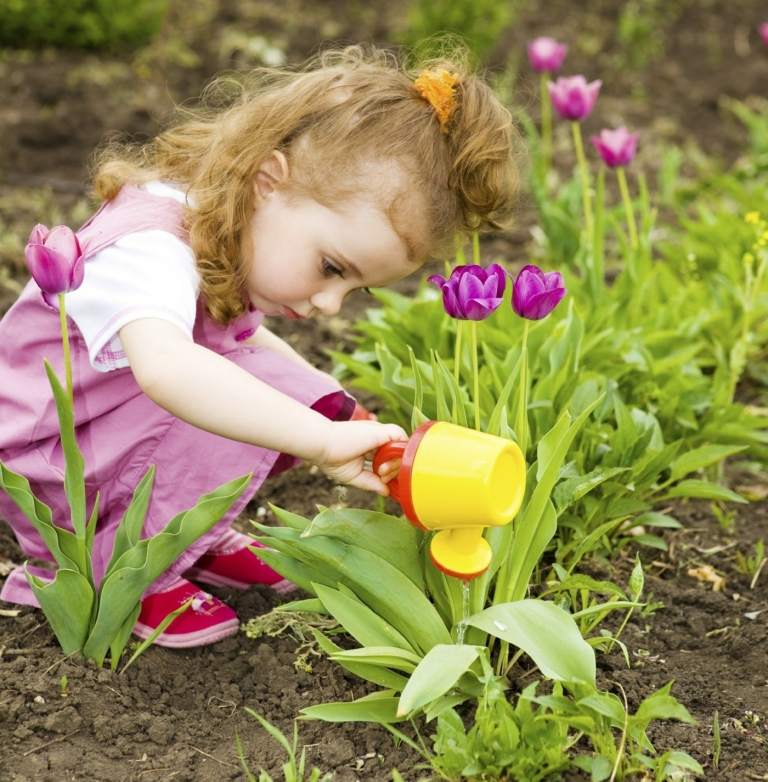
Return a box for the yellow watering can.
[373,421,526,580]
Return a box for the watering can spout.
[373,421,526,580]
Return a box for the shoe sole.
[184,566,295,594]
[133,617,240,648]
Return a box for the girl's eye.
[321,258,344,278]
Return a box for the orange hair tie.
[413,69,459,133]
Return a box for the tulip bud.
[548,76,602,121]
[591,127,639,168]
[527,37,568,73]
[512,264,566,320]
[428,263,507,321]
[24,224,84,295]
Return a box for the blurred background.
[1,0,767,315]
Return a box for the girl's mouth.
[281,306,305,320]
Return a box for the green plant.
[391,666,702,781]
[0,0,169,51]
[251,503,596,723]
[400,0,520,63]
[0,287,250,669]
[236,710,333,782]
[734,538,766,589]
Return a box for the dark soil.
[2,0,768,779]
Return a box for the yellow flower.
[745,211,761,225]
[413,69,460,132]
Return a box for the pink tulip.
[760,23,768,45]
[512,265,566,320]
[591,127,639,168]
[24,224,84,296]
[549,76,602,121]
[527,37,568,73]
[428,264,507,321]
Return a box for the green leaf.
[397,644,480,716]
[301,508,424,590]
[26,567,93,655]
[254,531,451,655]
[313,583,415,652]
[301,692,401,723]
[466,599,596,685]
[634,683,695,727]
[669,444,746,481]
[104,466,156,578]
[663,480,746,503]
[44,360,86,539]
[82,473,251,665]
[0,463,83,573]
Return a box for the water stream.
[455,580,471,645]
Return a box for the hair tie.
[413,69,459,133]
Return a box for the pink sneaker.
[184,529,294,593]
[134,578,239,648]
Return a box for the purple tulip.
[527,37,568,73]
[512,265,566,320]
[548,76,602,121]
[428,263,506,321]
[24,224,84,296]
[760,23,768,45]
[591,126,639,168]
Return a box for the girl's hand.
[316,420,408,495]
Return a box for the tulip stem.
[617,167,639,251]
[515,320,530,456]
[470,321,480,430]
[58,293,73,406]
[453,319,463,385]
[571,122,594,240]
[540,72,552,176]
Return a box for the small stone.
[33,695,45,704]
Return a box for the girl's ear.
[254,150,290,199]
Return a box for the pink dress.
[0,185,353,606]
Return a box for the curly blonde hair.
[92,43,522,324]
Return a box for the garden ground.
[1,1,767,778]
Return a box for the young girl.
[0,45,520,647]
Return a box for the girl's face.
[244,154,419,319]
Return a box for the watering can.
[373,421,526,580]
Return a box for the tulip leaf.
[109,603,141,671]
[313,583,416,652]
[268,504,311,532]
[26,566,93,655]
[669,444,746,482]
[104,466,156,577]
[663,480,747,504]
[44,360,86,540]
[82,473,251,665]
[466,600,595,685]
[329,646,422,671]
[255,528,451,654]
[398,644,480,716]
[0,463,84,574]
[301,692,401,723]
[301,507,424,590]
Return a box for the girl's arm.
[246,325,336,382]
[119,318,402,492]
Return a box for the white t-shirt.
[62,181,199,372]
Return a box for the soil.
[1,1,768,779]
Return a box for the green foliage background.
[0,0,169,51]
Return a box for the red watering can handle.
[372,440,407,503]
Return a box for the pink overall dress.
[0,185,354,606]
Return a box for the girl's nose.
[310,287,345,316]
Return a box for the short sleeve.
[62,230,199,372]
